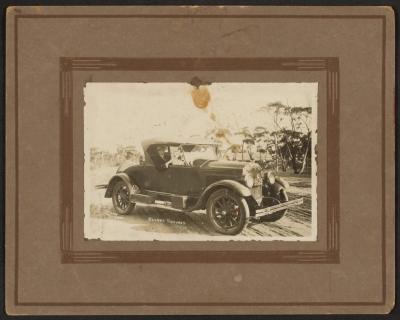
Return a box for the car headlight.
[265,171,276,185]
[244,174,255,188]
[242,163,263,188]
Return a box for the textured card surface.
[5,6,395,315]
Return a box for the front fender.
[204,179,252,197]
[104,173,134,198]
[270,180,287,196]
[188,179,251,211]
[275,176,290,189]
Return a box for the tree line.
[209,101,313,175]
[90,145,142,169]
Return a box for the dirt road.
[85,167,313,241]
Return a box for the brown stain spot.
[191,86,211,109]
[214,128,233,145]
[187,79,234,148]
[230,144,241,153]
[215,128,227,138]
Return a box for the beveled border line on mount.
[68,57,331,70]
[15,14,388,19]
[59,56,339,265]
[12,12,387,307]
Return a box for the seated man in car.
[156,145,172,169]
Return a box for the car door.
[166,165,202,196]
[136,144,172,193]
[130,164,170,192]
[166,145,203,196]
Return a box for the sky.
[84,82,318,152]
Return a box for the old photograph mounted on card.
[6,4,395,315]
[84,81,317,241]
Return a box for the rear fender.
[105,173,135,198]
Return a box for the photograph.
[84,82,317,241]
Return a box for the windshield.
[170,144,218,166]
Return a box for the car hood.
[202,160,249,170]
[201,160,264,185]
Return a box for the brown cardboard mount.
[5,6,395,315]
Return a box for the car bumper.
[253,198,304,219]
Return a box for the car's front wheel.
[206,188,250,235]
[111,180,136,215]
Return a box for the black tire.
[206,188,250,235]
[259,189,289,222]
[111,180,136,215]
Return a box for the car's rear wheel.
[111,180,136,215]
[259,189,289,222]
[206,188,249,235]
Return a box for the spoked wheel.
[206,189,249,235]
[111,180,136,215]
[259,189,289,222]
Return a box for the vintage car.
[105,139,303,235]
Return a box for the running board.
[130,193,155,204]
[137,199,184,213]
[154,200,173,207]
[130,193,189,210]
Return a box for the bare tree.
[258,101,312,174]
